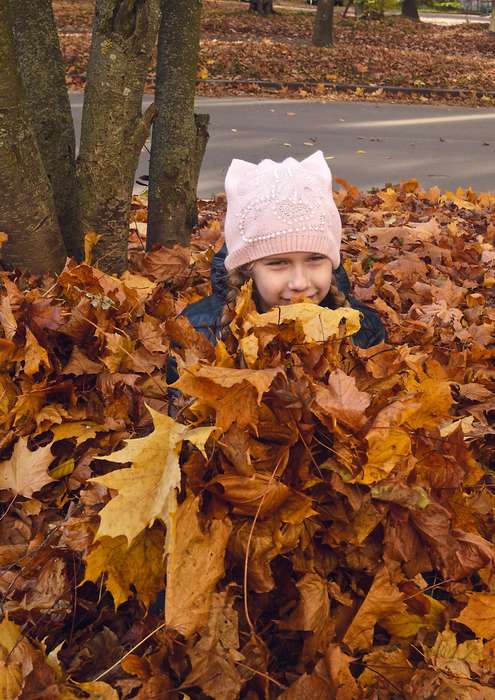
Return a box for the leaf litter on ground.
[55,0,495,107]
[1,180,495,696]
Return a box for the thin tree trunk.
[249,0,275,13]
[313,0,334,47]
[401,0,420,21]
[147,0,210,248]
[490,0,495,33]
[0,0,66,274]
[9,0,81,259]
[77,0,161,273]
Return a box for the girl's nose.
[288,266,310,291]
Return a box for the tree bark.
[490,0,495,33]
[147,0,209,249]
[401,0,420,21]
[249,0,275,13]
[0,0,66,274]
[77,0,161,273]
[313,0,334,47]
[9,0,81,259]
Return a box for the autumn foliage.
[56,1,495,106]
[2,181,495,698]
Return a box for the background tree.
[147,0,209,248]
[0,0,66,273]
[401,0,420,20]
[249,0,275,14]
[2,0,209,275]
[313,0,335,47]
[9,0,80,258]
[490,0,495,33]
[77,0,161,272]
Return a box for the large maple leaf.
[91,406,215,545]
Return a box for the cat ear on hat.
[300,150,333,189]
[225,158,257,199]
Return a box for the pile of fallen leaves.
[55,0,495,106]
[2,180,495,698]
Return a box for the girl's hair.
[220,264,349,334]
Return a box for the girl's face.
[250,252,333,312]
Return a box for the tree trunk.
[0,0,66,274]
[313,0,334,47]
[401,0,420,21]
[249,0,275,13]
[77,0,161,273]
[9,0,81,259]
[490,0,495,33]
[147,0,209,249]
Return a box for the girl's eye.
[266,260,287,267]
[309,255,326,262]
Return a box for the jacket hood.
[210,244,229,299]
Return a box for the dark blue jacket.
[181,244,386,350]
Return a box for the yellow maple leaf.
[24,327,50,377]
[240,334,259,368]
[313,368,371,429]
[440,190,477,211]
[278,573,329,633]
[0,617,29,700]
[51,421,102,446]
[381,595,445,639]
[0,616,21,654]
[0,295,17,339]
[73,683,118,700]
[424,627,483,679]
[91,406,215,545]
[249,303,361,344]
[120,271,157,302]
[378,187,400,211]
[172,365,283,431]
[0,438,54,497]
[177,365,282,404]
[343,567,407,652]
[49,458,75,479]
[359,647,413,688]
[84,526,165,608]
[102,332,134,373]
[402,377,453,431]
[165,495,232,637]
[455,592,495,640]
[358,427,411,485]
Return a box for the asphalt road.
[70,95,495,197]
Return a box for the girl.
[179,150,385,350]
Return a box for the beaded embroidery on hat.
[237,165,332,244]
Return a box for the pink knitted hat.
[224,150,342,271]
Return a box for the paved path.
[418,10,490,24]
[273,3,491,23]
[345,10,491,24]
[70,95,495,196]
